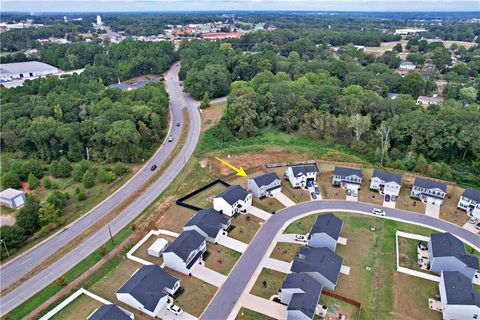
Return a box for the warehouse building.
[0,61,59,82]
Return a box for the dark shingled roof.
[116,265,179,312]
[251,172,281,187]
[184,208,230,238]
[413,177,447,192]
[215,185,249,206]
[281,273,323,318]
[372,169,402,185]
[88,304,131,320]
[291,247,343,285]
[462,188,480,203]
[310,213,343,241]
[442,271,480,306]
[430,233,479,270]
[291,165,318,177]
[334,167,362,178]
[164,230,205,261]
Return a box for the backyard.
[51,294,102,320]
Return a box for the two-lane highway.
[0,62,202,315]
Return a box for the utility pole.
[0,239,10,257]
[108,224,114,245]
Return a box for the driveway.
[273,192,296,207]
[158,302,197,320]
[191,264,226,287]
[383,199,396,208]
[463,221,479,234]
[240,294,287,319]
[425,202,441,218]
[277,233,308,244]
[247,206,271,221]
[262,257,291,273]
[217,235,248,253]
[346,194,358,202]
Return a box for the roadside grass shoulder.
[235,307,276,320]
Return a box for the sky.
[2,0,479,13]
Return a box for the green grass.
[250,268,285,299]
[236,307,276,320]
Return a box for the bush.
[98,168,116,183]
[56,276,68,287]
[21,159,44,179]
[43,176,53,189]
[38,202,62,226]
[0,172,21,189]
[16,197,41,235]
[77,191,87,201]
[113,163,129,177]
[72,160,93,182]
[27,173,40,190]
[49,158,73,178]
[0,225,27,255]
[46,190,68,209]
[82,169,96,188]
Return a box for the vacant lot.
[236,307,276,320]
[250,268,285,300]
[229,214,263,243]
[270,242,302,262]
[201,100,226,131]
[155,204,196,233]
[51,294,102,320]
[205,242,241,275]
[440,186,469,226]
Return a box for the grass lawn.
[183,182,228,209]
[131,234,177,265]
[440,186,469,226]
[235,307,276,320]
[51,294,102,320]
[229,214,262,243]
[205,242,241,275]
[319,295,359,320]
[317,171,346,200]
[270,242,302,262]
[201,100,226,131]
[284,214,316,234]
[250,268,285,299]
[357,168,385,206]
[252,197,285,213]
[396,185,426,214]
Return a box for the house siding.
[439,275,480,320]
[457,196,480,219]
[308,233,337,252]
[410,186,445,204]
[286,168,317,189]
[331,175,362,190]
[163,241,206,275]
[287,310,312,320]
[248,178,281,198]
[213,194,252,217]
[370,177,401,198]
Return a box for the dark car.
[314,186,320,195]
[311,192,317,200]
[150,165,157,171]
[176,122,180,127]
[384,194,391,202]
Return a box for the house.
[0,188,26,209]
[278,273,323,320]
[307,213,343,252]
[387,93,400,100]
[163,230,206,275]
[457,188,480,219]
[291,247,343,291]
[213,185,252,217]
[331,167,362,191]
[399,61,416,70]
[410,177,447,205]
[428,232,479,280]
[183,208,231,243]
[438,271,480,320]
[147,238,169,258]
[286,165,318,189]
[87,304,134,320]
[247,172,282,198]
[116,265,180,318]
[416,95,443,106]
[0,61,59,82]
[370,170,402,201]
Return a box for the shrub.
[0,172,21,189]
[72,160,93,182]
[98,168,116,183]
[27,173,40,190]
[113,163,129,177]
[77,191,87,201]
[43,176,53,189]
[49,158,73,178]
[82,169,96,188]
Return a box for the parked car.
[372,208,386,216]
[352,190,358,197]
[150,164,157,171]
[294,234,307,242]
[314,186,320,195]
[167,303,183,316]
[469,217,478,224]
[311,192,317,200]
[168,135,174,142]
[384,194,390,202]
[346,189,352,196]
[307,180,314,188]
[476,223,480,230]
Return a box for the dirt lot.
[270,242,302,262]
[396,185,426,214]
[205,242,241,275]
[200,100,226,131]
[236,307,276,320]
[317,171,345,200]
[250,268,285,299]
[131,233,177,265]
[51,294,102,320]
[252,197,285,213]
[229,214,263,243]
[154,203,197,234]
[440,186,469,226]
[183,183,228,209]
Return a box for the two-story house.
[370,170,402,201]
[278,273,323,320]
[163,230,206,275]
[307,213,343,252]
[331,167,363,192]
[457,188,480,219]
[116,265,180,318]
[428,232,479,281]
[247,172,282,198]
[213,185,252,216]
[183,208,231,243]
[438,271,480,320]
[416,95,443,106]
[286,165,318,189]
[410,177,447,205]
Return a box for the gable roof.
[442,271,480,307]
[117,265,179,312]
[164,230,205,261]
[334,166,362,178]
[400,61,415,66]
[0,188,25,199]
[281,273,323,319]
[462,188,480,203]
[290,165,318,177]
[372,170,402,185]
[251,172,280,187]
[184,208,230,238]
[413,177,447,192]
[291,247,343,285]
[387,93,400,99]
[88,304,131,320]
[310,213,343,241]
[215,185,249,206]
[430,233,479,270]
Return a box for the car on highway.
[168,135,174,142]
[294,234,308,242]
[167,303,183,316]
[150,164,157,171]
[311,192,317,200]
[469,217,478,224]
[372,208,386,216]
[176,122,181,127]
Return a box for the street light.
[0,239,10,257]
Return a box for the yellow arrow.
[215,156,247,177]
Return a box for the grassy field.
[183,182,227,209]
[51,294,102,320]
[201,100,227,131]
[229,214,263,244]
[250,268,285,300]
[205,242,241,275]
[235,307,276,320]
[270,242,302,262]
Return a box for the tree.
[98,168,116,183]
[43,176,53,189]
[415,154,428,173]
[0,172,21,189]
[113,163,129,176]
[72,160,92,182]
[377,122,391,166]
[77,191,87,201]
[224,96,259,139]
[46,190,68,209]
[459,87,477,104]
[38,202,62,226]
[27,173,40,190]
[0,226,27,253]
[393,43,403,53]
[200,92,210,109]
[348,114,371,141]
[82,169,96,188]
[16,197,41,235]
[49,158,72,178]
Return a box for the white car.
[469,217,478,224]
[167,303,183,316]
[294,234,308,242]
[372,208,386,216]
[168,135,174,142]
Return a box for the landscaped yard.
[205,242,241,275]
[396,185,426,214]
[235,307,276,320]
[250,268,285,300]
[317,171,346,200]
[51,294,102,320]
[270,242,302,262]
[229,214,263,243]
[280,180,311,203]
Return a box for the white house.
[399,61,416,70]
[417,95,443,106]
[370,170,402,201]
[213,185,252,217]
[87,304,134,320]
[147,238,169,258]
[286,165,318,189]
[0,61,59,82]
[279,273,323,320]
[438,271,480,320]
[116,265,180,318]
[247,172,282,198]
[410,177,447,205]
[0,188,26,209]
[163,230,206,275]
[308,213,343,252]
[457,188,480,219]
[183,208,231,243]
[332,167,362,191]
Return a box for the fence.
[322,289,362,320]
[127,229,179,265]
[176,179,231,211]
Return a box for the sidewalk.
[273,192,296,207]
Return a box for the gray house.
[428,232,479,281]
[87,304,133,320]
[438,271,480,320]
[332,167,362,191]
[183,208,231,243]
[279,273,323,320]
[247,172,282,198]
[163,230,207,275]
[457,188,480,219]
[370,170,402,200]
[410,177,447,205]
[307,213,343,252]
[291,247,343,291]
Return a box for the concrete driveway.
[240,294,287,319]
[346,194,358,202]
[273,192,296,207]
[462,221,479,234]
[158,302,197,320]
[191,264,226,287]
[217,235,248,253]
[262,257,291,273]
[277,233,308,244]
[425,202,441,218]
[247,206,271,220]
[383,199,396,208]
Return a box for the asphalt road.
[0,62,202,315]
[201,200,480,320]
